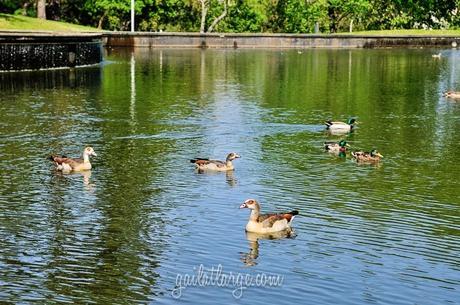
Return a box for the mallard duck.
[325,118,357,132]
[351,149,383,162]
[49,147,97,172]
[324,139,349,155]
[239,199,299,234]
[190,152,240,171]
[443,91,460,99]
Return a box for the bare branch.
[207,0,227,33]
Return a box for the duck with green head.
[324,139,350,157]
[325,118,357,133]
[351,149,383,162]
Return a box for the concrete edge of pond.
[101,31,460,49]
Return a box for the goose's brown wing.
[191,158,226,167]
[258,212,298,228]
[51,156,83,169]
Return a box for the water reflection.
[0,66,101,92]
[51,170,94,191]
[241,231,296,267]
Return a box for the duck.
[324,139,350,156]
[443,91,460,99]
[239,199,299,234]
[49,146,97,172]
[351,149,383,162]
[190,152,240,171]
[325,118,357,133]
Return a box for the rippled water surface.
[0,48,459,304]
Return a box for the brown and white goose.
[190,152,240,171]
[239,199,299,234]
[49,146,97,172]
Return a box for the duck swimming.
[325,118,357,133]
[49,146,97,172]
[190,152,240,171]
[351,149,383,162]
[324,139,349,156]
[239,199,299,234]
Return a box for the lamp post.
[131,0,135,32]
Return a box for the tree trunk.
[98,11,108,29]
[22,2,29,16]
[200,0,208,33]
[207,0,227,33]
[37,0,46,19]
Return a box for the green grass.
[344,29,460,36]
[0,13,99,32]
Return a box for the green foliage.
[1,0,460,33]
[224,0,267,32]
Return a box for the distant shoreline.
[102,31,460,49]
[1,30,459,71]
[2,30,459,49]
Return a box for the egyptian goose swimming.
[351,149,383,162]
[443,91,460,99]
[239,199,299,234]
[49,146,97,172]
[324,139,350,156]
[325,118,357,133]
[190,152,240,171]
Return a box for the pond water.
[0,48,459,304]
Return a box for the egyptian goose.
[239,199,299,234]
[49,146,97,172]
[324,139,350,156]
[190,152,240,171]
[351,149,383,162]
[325,118,357,133]
[443,91,460,99]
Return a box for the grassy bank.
[2,13,460,36]
[0,13,98,32]
[343,29,460,36]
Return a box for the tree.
[86,0,152,30]
[327,0,370,33]
[197,0,229,33]
[199,0,207,32]
[37,0,46,19]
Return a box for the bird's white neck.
[83,153,90,163]
[249,207,260,221]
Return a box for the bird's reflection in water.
[240,230,296,267]
[225,170,237,187]
[51,170,95,192]
[195,169,238,187]
[80,170,95,192]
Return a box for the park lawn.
[346,29,460,36]
[0,13,99,32]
